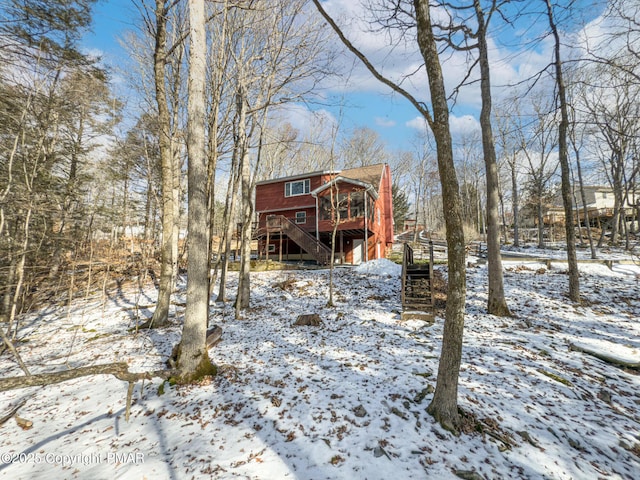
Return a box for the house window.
[602,192,608,199]
[285,179,310,197]
[267,244,276,252]
[368,197,375,222]
[320,196,332,220]
[295,211,307,224]
[377,208,381,225]
[338,193,348,220]
[351,191,365,218]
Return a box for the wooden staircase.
[401,243,434,322]
[266,215,332,265]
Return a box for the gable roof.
[310,176,379,199]
[255,169,335,186]
[310,163,387,199]
[254,163,388,190]
[339,164,386,190]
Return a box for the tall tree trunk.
[312,0,467,433]
[327,181,341,307]
[1,259,16,323]
[235,84,252,317]
[150,0,177,328]
[537,196,545,248]
[8,207,32,339]
[611,182,622,244]
[414,0,467,432]
[215,157,241,303]
[143,134,154,249]
[474,0,510,316]
[178,0,214,381]
[546,0,580,303]
[573,141,596,258]
[206,2,228,301]
[498,188,508,244]
[510,160,520,247]
[206,116,219,303]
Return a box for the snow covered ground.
[501,243,639,261]
[1,257,639,479]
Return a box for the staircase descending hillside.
[266,215,332,265]
[401,243,434,322]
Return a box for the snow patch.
[354,258,401,276]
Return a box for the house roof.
[310,176,379,200]
[310,163,387,199]
[255,169,335,186]
[254,163,388,189]
[339,164,386,190]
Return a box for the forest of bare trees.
[1,0,640,430]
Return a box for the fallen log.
[206,325,223,348]
[0,363,176,423]
[569,343,640,369]
[0,363,176,392]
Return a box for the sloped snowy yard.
[1,257,639,479]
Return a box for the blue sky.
[80,0,443,152]
[81,0,607,154]
[84,0,136,59]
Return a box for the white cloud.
[405,114,480,136]
[405,116,428,132]
[315,1,569,117]
[81,47,105,60]
[449,114,481,136]
[318,0,428,95]
[374,116,396,127]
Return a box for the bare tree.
[234,79,252,315]
[312,0,467,431]
[178,0,215,380]
[427,0,511,314]
[544,0,580,303]
[580,63,640,248]
[495,106,525,248]
[50,69,121,274]
[340,126,389,168]
[582,0,640,82]
[565,81,597,259]
[472,0,510,315]
[143,0,186,328]
[255,122,301,181]
[0,0,103,333]
[214,0,334,314]
[408,132,442,238]
[456,131,485,234]
[519,93,559,248]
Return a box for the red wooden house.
[254,163,394,265]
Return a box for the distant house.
[544,185,637,226]
[402,218,427,232]
[254,163,394,265]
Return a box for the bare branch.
[310,0,434,128]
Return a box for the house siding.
[255,164,393,264]
[255,174,328,215]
